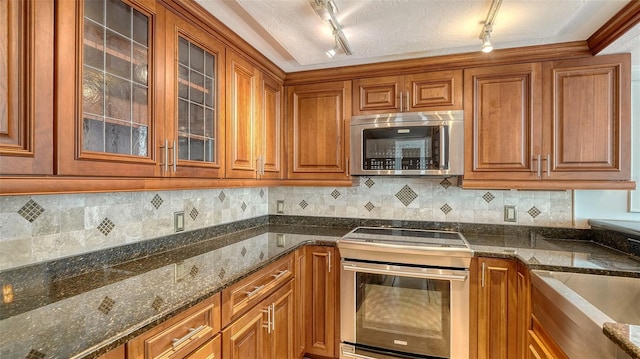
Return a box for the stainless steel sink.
[530,271,640,358]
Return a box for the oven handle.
[342,261,468,282]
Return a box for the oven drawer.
[221,253,294,325]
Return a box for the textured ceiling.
[195,0,638,73]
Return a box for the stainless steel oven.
[337,227,473,359]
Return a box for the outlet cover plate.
[504,205,517,222]
[174,211,185,232]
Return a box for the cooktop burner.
[337,227,473,268]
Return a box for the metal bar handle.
[481,262,486,288]
[160,139,168,173]
[271,269,289,280]
[261,305,271,334]
[439,125,449,170]
[328,251,332,273]
[270,303,275,331]
[171,325,207,348]
[342,262,467,281]
[399,91,403,112]
[537,154,541,178]
[172,140,177,172]
[245,285,265,298]
[406,91,410,112]
[546,154,550,177]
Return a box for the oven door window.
[355,272,451,358]
[362,126,444,171]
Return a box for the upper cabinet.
[55,0,225,178]
[0,0,54,175]
[286,81,352,181]
[163,10,226,178]
[463,54,633,190]
[352,70,463,116]
[226,50,283,180]
[56,0,160,177]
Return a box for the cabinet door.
[287,81,351,180]
[56,0,160,177]
[476,258,517,359]
[406,70,463,112]
[225,49,259,179]
[185,334,221,359]
[464,63,543,183]
[259,73,283,179]
[304,246,337,357]
[164,10,225,178]
[544,54,631,181]
[517,262,531,359]
[352,76,402,115]
[0,0,54,175]
[294,248,307,358]
[222,304,268,359]
[268,281,295,359]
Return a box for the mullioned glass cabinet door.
[56,0,161,177]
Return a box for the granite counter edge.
[603,323,640,359]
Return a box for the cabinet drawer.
[222,253,294,326]
[185,334,221,359]
[128,294,221,359]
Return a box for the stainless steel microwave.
[350,111,464,176]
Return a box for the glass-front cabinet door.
[165,10,225,178]
[56,0,160,177]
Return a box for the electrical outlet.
[276,200,285,214]
[174,211,185,232]
[504,205,517,222]
[277,233,286,247]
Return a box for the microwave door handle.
[440,125,449,170]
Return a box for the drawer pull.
[171,325,207,348]
[271,270,289,280]
[262,306,272,334]
[245,285,265,298]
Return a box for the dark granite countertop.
[589,219,640,239]
[1,218,639,359]
[604,323,640,359]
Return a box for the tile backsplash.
[0,188,268,270]
[269,177,573,228]
[1,178,573,271]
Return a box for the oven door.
[340,260,469,359]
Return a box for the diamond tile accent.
[151,296,164,311]
[218,191,226,202]
[241,202,247,212]
[241,246,247,257]
[440,178,452,189]
[97,218,115,236]
[25,349,46,359]
[482,192,495,203]
[190,265,199,277]
[528,207,541,218]
[18,199,45,223]
[98,296,115,315]
[364,202,375,212]
[395,185,418,207]
[299,200,308,209]
[364,178,375,188]
[259,189,265,198]
[529,256,541,264]
[151,194,163,209]
[190,208,199,220]
[331,189,341,199]
[218,268,226,279]
[259,251,265,260]
[440,204,452,214]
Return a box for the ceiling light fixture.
[310,0,352,57]
[479,0,503,53]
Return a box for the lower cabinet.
[303,246,339,358]
[222,280,294,359]
[473,257,519,359]
[528,316,568,359]
[185,335,221,359]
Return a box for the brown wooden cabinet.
[475,257,518,359]
[226,49,283,180]
[0,0,54,175]
[294,248,307,359]
[517,261,531,359]
[222,280,294,359]
[528,316,568,359]
[184,335,221,359]
[352,70,462,115]
[55,0,226,178]
[304,246,339,358]
[127,294,221,359]
[286,81,352,180]
[463,54,633,190]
